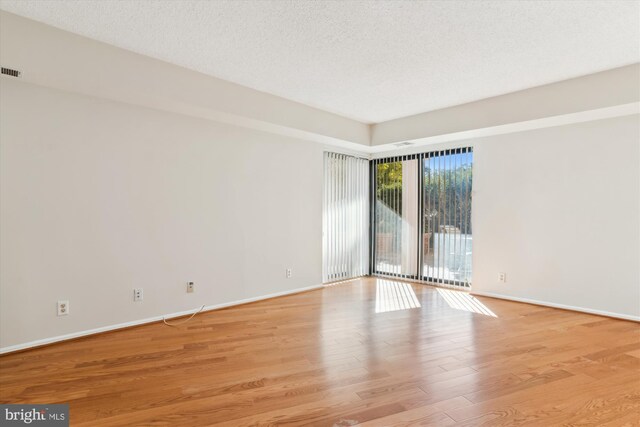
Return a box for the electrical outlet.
[187,282,195,293]
[133,288,144,302]
[498,272,507,283]
[57,300,69,316]
[286,268,292,278]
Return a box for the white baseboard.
[471,291,640,322]
[0,284,324,355]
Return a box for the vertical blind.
[372,147,473,287]
[323,152,370,283]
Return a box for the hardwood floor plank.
[357,396,471,426]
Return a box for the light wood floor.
[1,277,639,426]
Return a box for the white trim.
[471,291,640,322]
[0,284,324,355]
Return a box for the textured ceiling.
[1,0,638,123]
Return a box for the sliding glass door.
[422,148,473,286]
[372,157,419,279]
[372,148,473,287]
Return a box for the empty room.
[1,0,639,426]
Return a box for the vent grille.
[394,141,414,147]
[1,67,21,78]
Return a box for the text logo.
[1,405,68,426]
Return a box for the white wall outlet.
[187,281,195,293]
[133,288,144,302]
[57,300,69,316]
[286,268,292,278]
[498,272,507,283]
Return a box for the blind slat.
[323,152,369,283]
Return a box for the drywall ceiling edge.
[1,11,638,155]
[0,11,371,150]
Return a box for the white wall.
[0,79,348,350]
[472,115,640,319]
[2,79,638,353]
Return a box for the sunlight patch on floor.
[324,277,361,287]
[437,288,497,317]
[375,280,421,313]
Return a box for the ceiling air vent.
[1,67,21,78]
[394,141,414,147]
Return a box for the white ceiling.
[1,0,638,124]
